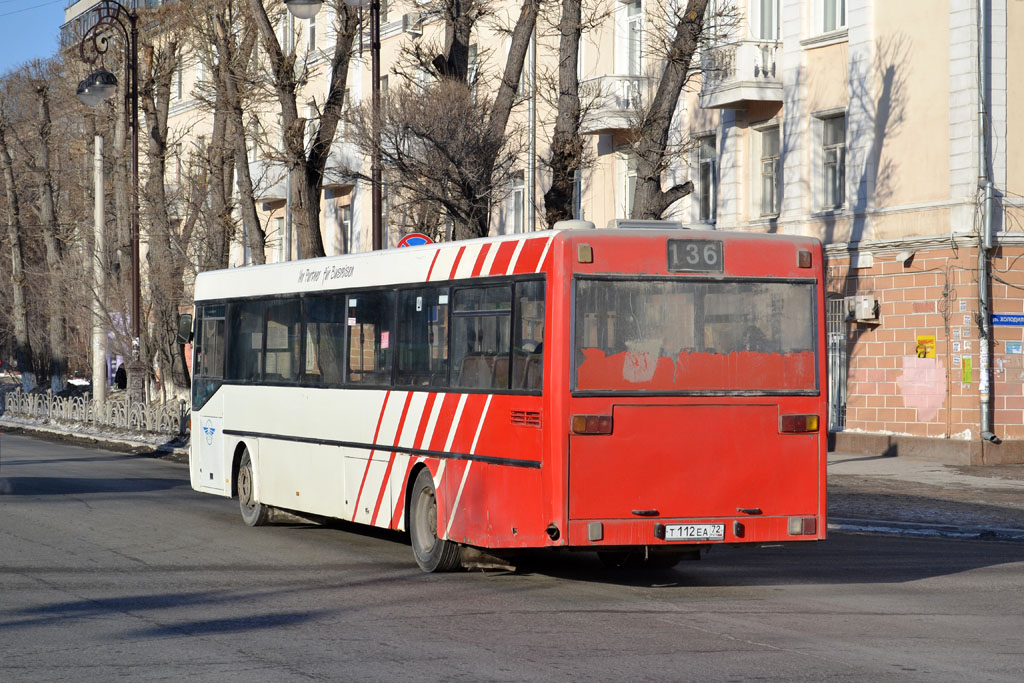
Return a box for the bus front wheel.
[409,468,461,573]
[238,450,271,527]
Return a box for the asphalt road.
[2,432,1024,682]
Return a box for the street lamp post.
[77,0,144,404]
[285,0,382,251]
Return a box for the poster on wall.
[962,357,973,384]
[915,335,936,358]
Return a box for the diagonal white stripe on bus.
[444,394,493,539]
[504,239,526,275]
[535,235,555,273]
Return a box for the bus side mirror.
[176,313,193,345]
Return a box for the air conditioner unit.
[402,12,422,36]
[846,295,880,322]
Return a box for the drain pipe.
[977,0,998,443]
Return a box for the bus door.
[192,304,227,494]
[569,277,822,523]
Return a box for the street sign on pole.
[397,233,433,248]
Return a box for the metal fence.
[2,389,189,438]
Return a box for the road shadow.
[0,475,186,496]
[489,532,1024,588]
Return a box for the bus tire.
[238,450,271,527]
[409,468,461,573]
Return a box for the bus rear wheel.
[238,450,271,527]
[409,468,461,573]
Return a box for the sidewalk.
[828,451,1024,541]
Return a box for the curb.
[829,517,1024,543]
[0,418,189,461]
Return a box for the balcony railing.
[580,74,657,135]
[699,40,782,109]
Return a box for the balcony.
[699,40,782,109]
[249,158,288,202]
[580,74,657,135]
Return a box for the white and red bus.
[184,226,826,572]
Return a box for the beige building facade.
[64,0,1024,460]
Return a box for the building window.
[757,0,778,40]
[697,135,717,223]
[821,114,845,210]
[274,216,285,262]
[511,172,525,233]
[308,14,316,52]
[174,63,183,101]
[626,1,642,76]
[572,169,584,220]
[822,0,846,33]
[759,126,780,217]
[341,204,352,252]
[624,153,637,218]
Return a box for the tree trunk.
[214,10,265,264]
[140,40,193,399]
[631,0,707,219]
[206,94,234,270]
[458,0,538,238]
[544,0,584,227]
[32,83,67,392]
[0,111,36,392]
[247,0,358,258]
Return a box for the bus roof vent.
[553,219,596,230]
[608,219,687,230]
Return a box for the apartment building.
[64,0,1024,460]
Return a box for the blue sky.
[0,0,67,76]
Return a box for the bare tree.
[541,0,584,227]
[0,98,36,392]
[188,0,268,265]
[348,0,540,240]
[246,0,360,259]
[138,35,199,399]
[629,0,710,219]
[26,69,69,391]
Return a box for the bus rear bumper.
[566,515,826,547]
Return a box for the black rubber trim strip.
[222,428,542,469]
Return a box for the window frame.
[754,123,781,218]
[696,134,717,224]
[194,275,545,397]
[816,112,846,212]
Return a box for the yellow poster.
[962,357,973,383]
[916,335,936,359]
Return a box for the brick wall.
[827,244,1024,440]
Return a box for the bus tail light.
[571,414,612,435]
[779,414,819,433]
[788,516,818,536]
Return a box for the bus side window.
[512,280,545,391]
[396,287,449,387]
[227,301,265,383]
[451,285,512,390]
[347,290,394,385]
[304,293,347,386]
[265,299,302,382]
[193,304,225,409]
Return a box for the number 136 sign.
[667,239,724,273]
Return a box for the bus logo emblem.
[202,420,216,445]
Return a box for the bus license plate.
[665,524,725,541]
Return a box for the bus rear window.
[574,278,817,393]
